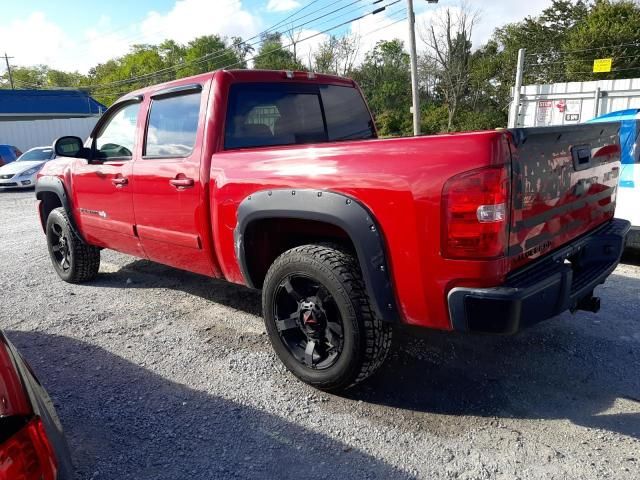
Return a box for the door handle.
[111,177,128,187]
[169,177,194,189]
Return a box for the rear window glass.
[319,85,375,141]
[224,83,374,149]
[145,92,201,157]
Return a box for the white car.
[0,146,56,189]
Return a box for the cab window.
[224,83,375,150]
[225,85,325,149]
[95,102,141,159]
[144,92,201,158]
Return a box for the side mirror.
[53,136,88,159]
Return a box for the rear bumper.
[448,218,631,334]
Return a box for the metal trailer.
[509,77,640,128]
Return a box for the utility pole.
[407,0,420,136]
[407,0,439,136]
[508,48,525,128]
[3,53,14,89]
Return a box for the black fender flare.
[35,175,86,243]
[234,189,399,323]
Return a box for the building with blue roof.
[0,89,106,119]
[0,89,106,152]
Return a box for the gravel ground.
[1,189,639,480]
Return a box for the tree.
[182,35,246,76]
[253,33,305,71]
[494,0,587,84]
[421,6,477,131]
[4,65,48,88]
[352,40,411,136]
[564,0,640,81]
[466,0,588,118]
[313,34,360,76]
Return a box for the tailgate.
[508,123,620,269]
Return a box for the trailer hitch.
[573,293,601,314]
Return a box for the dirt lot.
[1,189,638,480]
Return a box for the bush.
[454,108,507,132]
[421,104,450,135]
[375,110,413,137]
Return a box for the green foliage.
[181,35,250,76]
[86,35,248,105]
[2,0,640,132]
[313,35,359,76]
[352,40,411,136]
[253,33,305,71]
[7,65,48,88]
[375,110,413,137]
[420,104,449,135]
[564,0,640,80]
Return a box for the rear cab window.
[224,83,375,150]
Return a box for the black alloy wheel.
[273,274,345,370]
[45,207,100,283]
[49,222,71,273]
[262,244,392,392]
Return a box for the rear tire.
[46,207,100,283]
[262,244,392,392]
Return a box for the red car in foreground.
[35,69,629,391]
[0,331,72,480]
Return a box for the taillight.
[0,417,57,480]
[441,165,510,259]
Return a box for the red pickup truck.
[36,69,629,391]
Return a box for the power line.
[526,40,640,57]
[207,0,402,71]
[84,0,371,92]
[526,53,640,67]
[89,4,405,100]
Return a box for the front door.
[132,84,214,276]
[73,100,146,257]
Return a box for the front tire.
[262,245,392,392]
[46,207,100,283]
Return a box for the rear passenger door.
[132,83,214,276]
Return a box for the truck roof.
[118,69,355,104]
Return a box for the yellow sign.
[593,58,612,73]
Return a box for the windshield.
[17,148,53,161]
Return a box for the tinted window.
[95,102,141,159]
[145,92,201,157]
[320,85,375,141]
[17,148,53,161]
[225,84,326,149]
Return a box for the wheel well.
[37,191,63,230]
[243,218,356,288]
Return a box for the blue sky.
[0,0,551,73]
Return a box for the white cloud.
[0,12,76,74]
[0,0,563,76]
[139,0,260,46]
[267,0,301,13]
[349,0,552,63]
[2,0,261,73]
